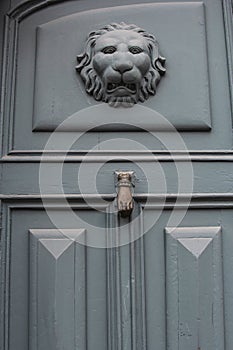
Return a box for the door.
[0,0,232,349]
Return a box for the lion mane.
[76,22,166,105]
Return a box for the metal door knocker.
[115,171,135,218]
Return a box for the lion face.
[76,23,166,107]
[92,30,151,106]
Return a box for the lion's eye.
[129,46,143,54]
[102,46,117,54]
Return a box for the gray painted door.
[0,0,233,350]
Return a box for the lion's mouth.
[107,82,137,93]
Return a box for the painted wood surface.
[0,0,232,350]
[166,227,224,350]
[29,229,87,350]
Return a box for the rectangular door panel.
[29,229,87,350]
[166,226,224,350]
[1,208,107,350]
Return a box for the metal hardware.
[115,171,135,218]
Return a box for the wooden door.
[0,0,232,349]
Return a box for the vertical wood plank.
[106,202,146,350]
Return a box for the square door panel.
[33,2,211,132]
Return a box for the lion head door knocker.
[76,22,166,107]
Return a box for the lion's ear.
[155,56,166,75]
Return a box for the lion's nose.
[113,60,133,73]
